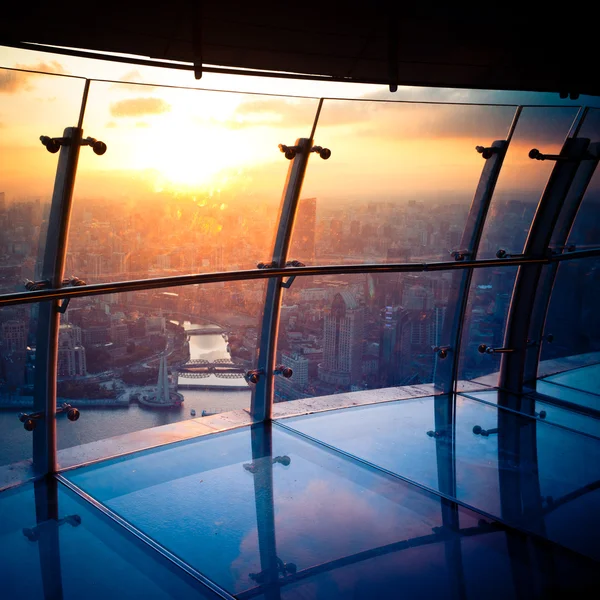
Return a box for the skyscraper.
[378,305,410,386]
[290,197,316,263]
[318,292,364,388]
[57,324,87,377]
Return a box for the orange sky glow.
[0,46,585,208]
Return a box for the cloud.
[231,99,322,129]
[0,61,67,93]
[105,121,118,128]
[110,69,156,92]
[109,97,171,117]
[135,121,150,128]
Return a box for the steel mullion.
[252,136,315,421]
[32,82,90,476]
[499,113,593,398]
[434,107,522,395]
[523,141,600,384]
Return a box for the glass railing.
[477,107,579,259]
[1,67,599,480]
[69,81,320,281]
[0,69,86,294]
[0,303,39,474]
[297,100,515,265]
[52,281,265,456]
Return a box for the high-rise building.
[318,292,364,387]
[290,197,316,263]
[58,324,87,377]
[1,320,26,353]
[378,305,410,386]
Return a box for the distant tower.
[290,197,316,263]
[318,292,364,387]
[155,354,170,404]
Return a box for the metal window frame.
[434,107,522,395]
[8,86,600,479]
[523,141,600,384]
[499,109,594,399]
[252,136,316,422]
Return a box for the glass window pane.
[457,266,518,387]
[0,303,39,475]
[69,81,319,281]
[274,271,456,405]
[55,280,265,462]
[537,256,600,408]
[292,101,515,266]
[477,107,579,259]
[0,69,85,293]
[565,108,600,248]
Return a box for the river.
[0,322,251,467]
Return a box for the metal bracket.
[249,556,297,583]
[281,276,296,289]
[476,145,501,159]
[433,346,451,359]
[23,514,82,542]
[257,260,305,288]
[25,276,86,314]
[496,249,526,259]
[450,250,471,261]
[472,425,499,436]
[245,365,293,384]
[426,427,452,440]
[279,143,331,160]
[527,334,554,347]
[528,147,594,162]
[41,135,107,155]
[243,455,291,474]
[550,244,577,254]
[478,344,515,355]
[18,403,80,431]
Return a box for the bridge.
[177,358,247,379]
[186,327,226,335]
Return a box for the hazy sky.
[1,46,595,206]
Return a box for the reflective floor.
[0,478,219,599]
[2,393,599,599]
[537,364,600,411]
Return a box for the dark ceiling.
[1,2,597,96]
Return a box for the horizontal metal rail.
[1,248,599,309]
[0,63,593,109]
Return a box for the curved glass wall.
[1,65,600,598]
[477,107,579,259]
[294,101,515,266]
[274,271,451,403]
[537,256,600,408]
[69,81,320,282]
[0,69,598,493]
[0,303,39,478]
[53,280,266,463]
[0,69,86,294]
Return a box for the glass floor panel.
[536,380,600,412]
[280,395,600,561]
[542,363,600,397]
[58,421,600,598]
[460,389,600,438]
[0,478,220,599]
